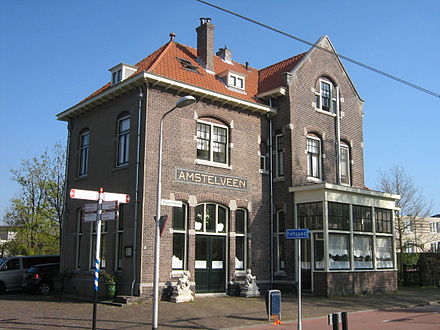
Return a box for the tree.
[377,165,432,282]
[2,143,66,255]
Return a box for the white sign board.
[161,199,183,208]
[84,203,98,213]
[103,192,130,204]
[83,213,98,222]
[101,211,118,221]
[70,189,99,201]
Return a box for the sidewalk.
[1,287,439,329]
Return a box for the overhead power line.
[196,0,440,99]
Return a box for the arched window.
[196,118,229,165]
[315,78,338,113]
[79,130,89,176]
[195,203,227,233]
[172,203,188,270]
[340,141,351,185]
[307,134,322,180]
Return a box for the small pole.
[341,312,348,330]
[297,239,302,330]
[332,313,339,330]
[92,187,104,330]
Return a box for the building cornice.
[57,71,272,121]
[289,182,400,201]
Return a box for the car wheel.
[38,282,51,295]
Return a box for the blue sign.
[285,228,309,239]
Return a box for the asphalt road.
[246,304,440,329]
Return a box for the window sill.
[195,159,232,170]
[75,175,88,182]
[273,177,284,182]
[113,164,129,172]
[315,108,336,117]
[274,271,286,276]
[307,176,322,183]
[234,270,246,276]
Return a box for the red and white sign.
[69,188,130,203]
[70,189,99,201]
[103,192,130,204]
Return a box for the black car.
[22,263,60,294]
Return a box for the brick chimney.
[216,46,232,63]
[196,18,215,72]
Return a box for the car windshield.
[0,258,5,267]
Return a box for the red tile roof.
[81,41,305,106]
[258,53,306,94]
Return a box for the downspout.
[131,84,147,296]
[60,120,71,283]
[268,98,274,286]
[335,86,341,184]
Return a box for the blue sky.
[1,0,439,219]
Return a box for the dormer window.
[218,70,246,92]
[109,63,138,85]
[229,74,244,89]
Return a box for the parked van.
[0,255,60,293]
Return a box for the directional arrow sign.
[83,213,98,222]
[101,211,118,221]
[102,200,119,211]
[70,189,99,201]
[103,192,130,204]
[285,228,310,239]
[84,203,98,213]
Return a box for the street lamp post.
[152,95,196,329]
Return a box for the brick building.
[57,18,399,297]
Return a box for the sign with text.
[176,168,248,190]
[285,228,310,239]
[161,199,183,208]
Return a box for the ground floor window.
[353,235,373,269]
[376,236,393,268]
[275,210,285,271]
[314,233,324,270]
[328,234,350,270]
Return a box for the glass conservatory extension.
[289,183,400,295]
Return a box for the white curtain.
[329,234,350,269]
[376,237,393,268]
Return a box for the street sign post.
[69,187,129,330]
[286,228,310,330]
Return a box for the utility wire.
[196,0,440,99]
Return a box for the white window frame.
[195,203,228,234]
[117,115,130,166]
[275,210,285,272]
[172,203,188,270]
[196,119,229,166]
[307,135,322,180]
[228,73,245,90]
[275,134,284,178]
[315,78,337,114]
[340,142,351,186]
[235,209,247,270]
[79,131,90,177]
[431,241,440,253]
